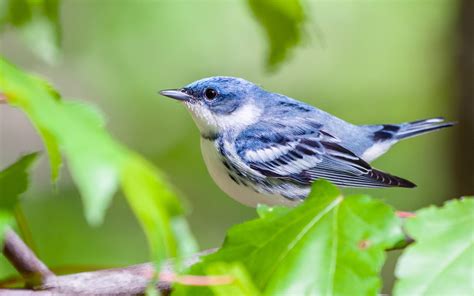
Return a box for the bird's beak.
[159,89,193,102]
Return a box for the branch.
[1,228,217,295]
[2,228,54,287]
[1,210,416,294]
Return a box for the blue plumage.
[160,77,455,206]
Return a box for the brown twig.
[1,209,416,295]
[1,228,218,295]
[2,228,54,288]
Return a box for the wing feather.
[236,120,415,188]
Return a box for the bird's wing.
[235,121,415,188]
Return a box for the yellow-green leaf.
[1,0,62,63]
[205,262,261,296]
[0,153,38,244]
[394,198,474,296]
[0,57,195,266]
[180,181,403,295]
[247,0,305,71]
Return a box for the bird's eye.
[204,88,217,100]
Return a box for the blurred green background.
[0,0,468,292]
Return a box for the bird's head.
[160,76,264,136]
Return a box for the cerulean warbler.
[160,77,454,207]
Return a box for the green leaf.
[1,58,122,225]
[172,217,200,261]
[0,153,38,210]
[247,0,305,71]
[0,211,14,247]
[394,198,474,296]
[182,181,403,295]
[32,75,61,101]
[0,57,194,265]
[0,153,38,244]
[121,154,183,262]
[29,76,62,183]
[205,262,261,296]
[256,203,290,218]
[0,0,31,28]
[37,127,61,183]
[1,0,61,63]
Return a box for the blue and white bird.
[160,77,454,207]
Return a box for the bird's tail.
[395,117,456,140]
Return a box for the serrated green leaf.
[0,153,38,245]
[0,153,38,210]
[181,181,403,295]
[1,57,124,225]
[28,76,62,183]
[37,127,61,182]
[31,75,61,101]
[394,198,474,296]
[0,57,195,266]
[205,262,261,296]
[247,0,305,71]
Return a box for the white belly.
[360,141,395,163]
[200,138,299,207]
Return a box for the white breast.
[200,138,299,207]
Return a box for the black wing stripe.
[305,168,415,188]
[305,171,384,185]
[239,123,415,189]
[306,172,396,188]
[302,171,389,187]
[322,142,372,171]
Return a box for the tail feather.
[364,117,455,162]
[395,117,456,140]
[368,168,416,188]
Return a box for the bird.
[159,77,455,207]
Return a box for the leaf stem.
[0,92,7,103]
[14,206,39,256]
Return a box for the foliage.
[394,198,474,296]
[205,262,261,296]
[0,0,61,63]
[1,149,473,295]
[247,0,305,71]
[176,181,405,295]
[1,0,473,295]
[0,58,197,266]
[0,153,38,244]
